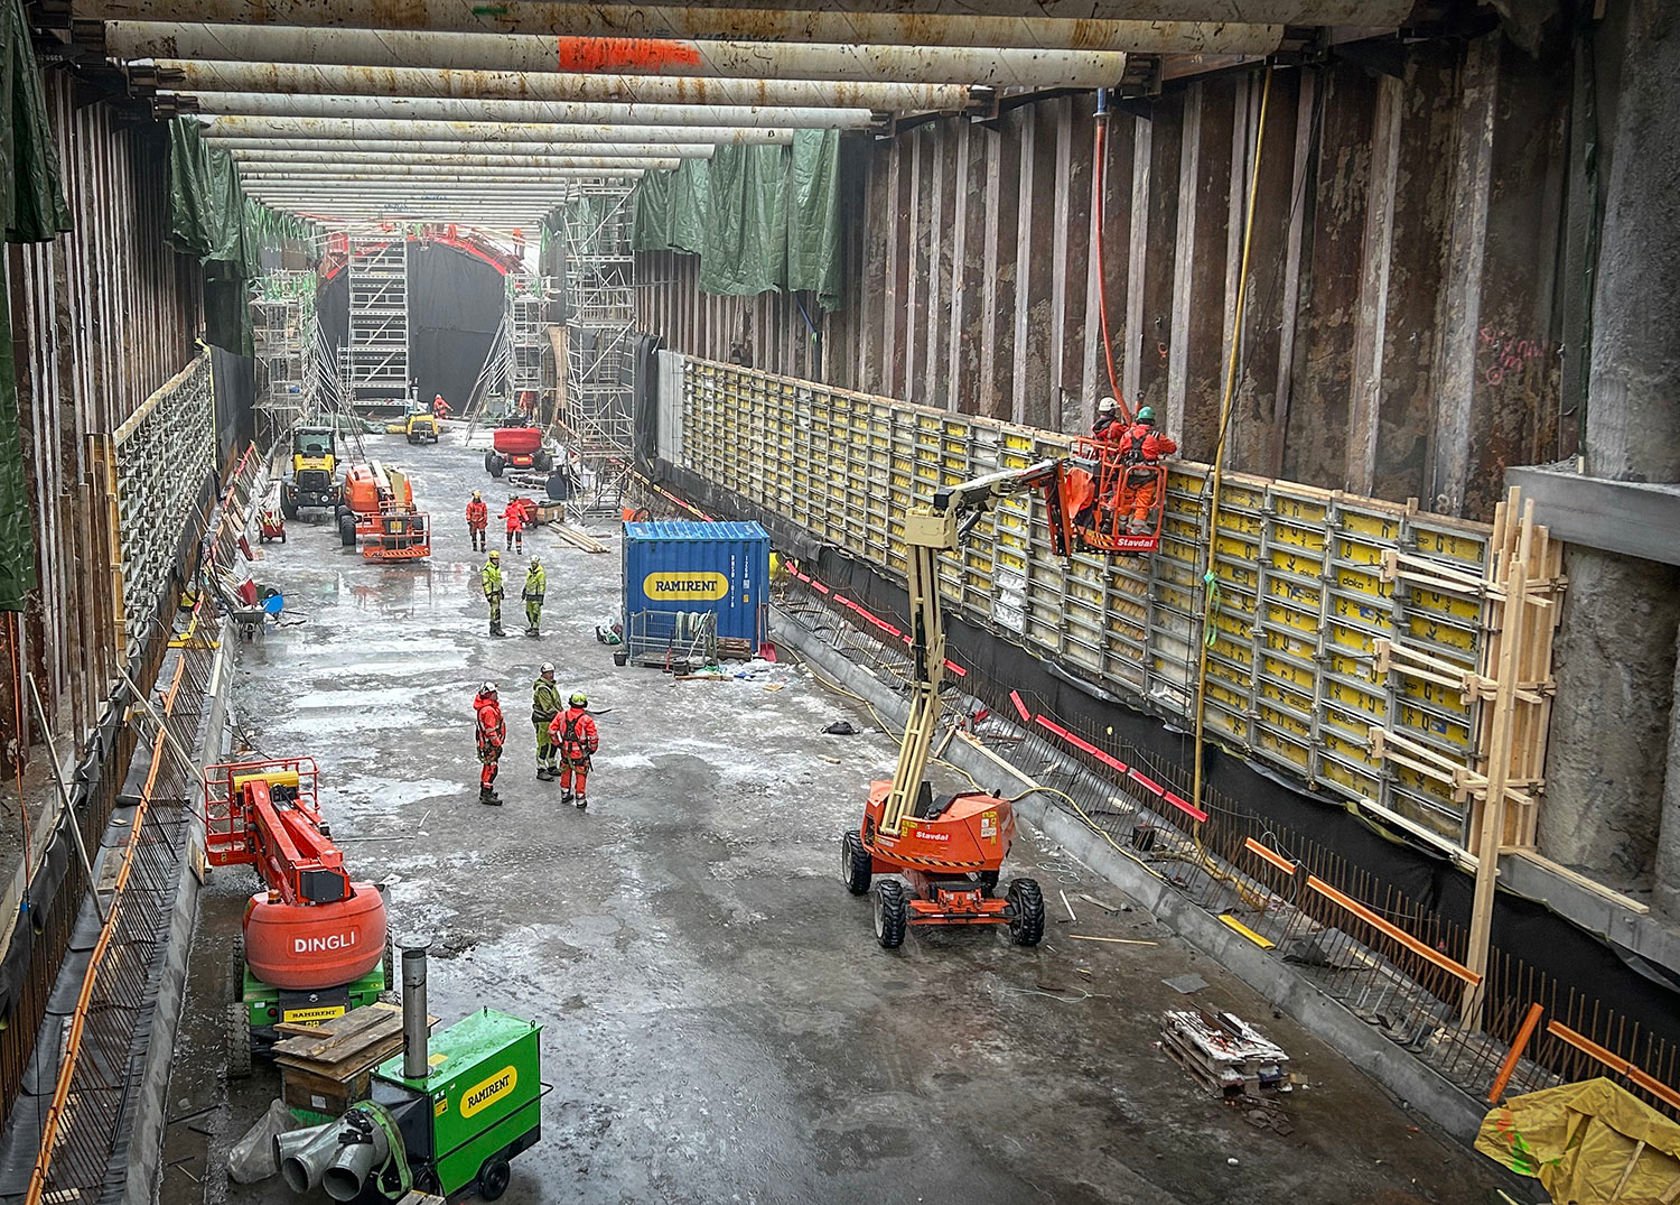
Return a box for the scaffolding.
[341,235,410,412]
[552,182,637,513]
[508,270,551,403]
[252,271,318,454]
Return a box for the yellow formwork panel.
[678,360,1499,845]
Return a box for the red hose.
[1092,111,1131,424]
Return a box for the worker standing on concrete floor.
[481,550,505,637]
[522,557,547,638]
[1114,406,1178,533]
[502,497,526,554]
[1092,396,1125,441]
[474,681,505,806]
[550,692,600,810]
[531,662,562,781]
[465,490,488,552]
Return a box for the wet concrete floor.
[160,428,1517,1204]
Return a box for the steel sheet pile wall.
[111,355,215,658]
[680,357,1519,846]
[0,70,207,1143]
[639,34,1578,524]
[8,72,201,741]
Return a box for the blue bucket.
[261,591,285,617]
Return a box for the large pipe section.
[105,24,1157,88]
[146,60,977,112]
[195,116,796,144]
[81,4,1316,51]
[230,149,679,169]
[168,91,877,128]
[238,162,675,177]
[214,137,715,159]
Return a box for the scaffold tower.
[552,182,637,511]
[341,235,409,411]
[252,270,319,454]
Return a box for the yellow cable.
[1191,66,1274,819]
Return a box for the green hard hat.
[569,692,588,708]
[1136,406,1156,424]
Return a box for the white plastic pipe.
[231,150,679,169]
[195,116,796,144]
[213,138,716,158]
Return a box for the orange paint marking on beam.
[556,37,703,73]
[1307,874,1482,986]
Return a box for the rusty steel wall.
[635,32,1574,524]
[0,71,206,1137]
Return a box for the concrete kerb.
[773,606,1494,1146]
[123,618,235,1204]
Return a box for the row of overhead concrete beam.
[78,0,1412,221]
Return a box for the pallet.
[273,1003,436,1116]
[1160,1008,1292,1101]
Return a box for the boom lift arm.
[878,460,1072,839]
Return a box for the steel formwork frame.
[552,182,636,510]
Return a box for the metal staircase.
[342,236,410,412]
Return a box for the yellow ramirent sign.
[643,571,728,601]
[460,1065,517,1118]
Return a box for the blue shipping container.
[622,521,770,655]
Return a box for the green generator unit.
[276,947,543,1202]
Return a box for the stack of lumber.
[546,520,607,553]
[1160,1008,1292,1100]
[273,1003,436,1117]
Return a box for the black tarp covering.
[317,240,505,412]
[649,455,1680,1062]
[210,346,255,464]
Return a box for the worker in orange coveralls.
[1092,396,1125,441]
[549,692,600,811]
[465,490,489,552]
[475,681,505,806]
[1112,406,1177,533]
[432,393,451,421]
[502,497,528,554]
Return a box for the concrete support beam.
[81,4,1308,52]
[1165,79,1232,458]
[168,91,877,128]
[1346,73,1401,495]
[1132,92,1182,417]
[1012,103,1057,428]
[146,59,974,113]
[213,137,714,159]
[946,120,987,415]
[107,24,1152,88]
[196,116,794,144]
[1545,0,1680,913]
[1505,468,1680,567]
[230,150,677,169]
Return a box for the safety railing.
[24,628,216,1203]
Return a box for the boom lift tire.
[840,832,872,896]
[1006,879,1045,946]
[873,881,908,949]
[486,452,505,478]
[339,513,357,546]
[533,450,552,471]
[227,1002,252,1079]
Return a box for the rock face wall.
[1545,0,1680,912]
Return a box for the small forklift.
[281,425,341,520]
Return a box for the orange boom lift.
[204,758,391,1069]
[840,461,1095,948]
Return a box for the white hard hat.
[481,681,497,696]
[540,662,554,676]
[1097,397,1119,414]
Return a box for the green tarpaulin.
[0,0,71,612]
[633,130,842,310]
[165,119,315,357]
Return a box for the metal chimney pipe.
[401,942,430,1080]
